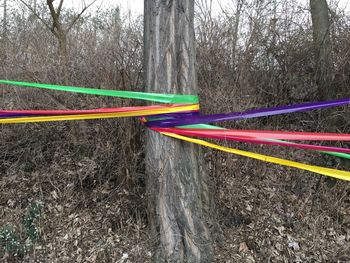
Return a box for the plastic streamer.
[0,105,192,115]
[161,132,350,181]
[0,80,198,104]
[153,128,350,141]
[152,128,350,154]
[0,104,199,124]
[1,80,349,181]
[146,98,350,127]
[156,124,350,159]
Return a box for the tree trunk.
[310,0,332,100]
[57,30,69,83]
[144,0,213,262]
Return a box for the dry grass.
[1,1,350,262]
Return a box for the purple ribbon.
[146,98,350,127]
[0,113,31,118]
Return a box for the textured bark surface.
[144,0,213,262]
[310,0,332,100]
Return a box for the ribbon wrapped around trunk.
[1,79,350,181]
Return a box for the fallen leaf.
[239,242,249,253]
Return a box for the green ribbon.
[322,151,350,160]
[1,80,349,160]
[0,80,198,104]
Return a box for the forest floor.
[1,94,350,262]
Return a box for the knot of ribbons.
[1,79,350,181]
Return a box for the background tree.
[230,0,244,66]
[18,0,97,82]
[1,0,350,261]
[310,0,332,100]
[144,0,213,262]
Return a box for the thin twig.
[18,0,56,36]
[67,0,98,32]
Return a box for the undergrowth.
[0,203,42,258]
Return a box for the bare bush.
[1,0,350,261]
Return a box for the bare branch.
[57,0,64,18]
[18,0,55,35]
[46,0,62,36]
[46,0,57,21]
[66,0,98,33]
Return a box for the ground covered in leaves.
[1,101,350,262]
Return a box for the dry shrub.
[1,1,350,261]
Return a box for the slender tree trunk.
[310,0,332,100]
[58,35,67,61]
[144,0,213,262]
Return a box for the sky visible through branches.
[61,0,349,15]
[1,0,349,18]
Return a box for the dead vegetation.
[1,0,350,262]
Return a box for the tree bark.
[310,0,332,100]
[57,30,69,83]
[144,0,213,262]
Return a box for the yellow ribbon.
[161,132,350,181]
[0,104,199,124]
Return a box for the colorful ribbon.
[153,128,350,141]
[152,128,350,154]
[0,105,187,115]
[1,80,349,181]
[0,80,198,104]
[161,132,350,181]
[146,98,350,127]
[0,104,199,124]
